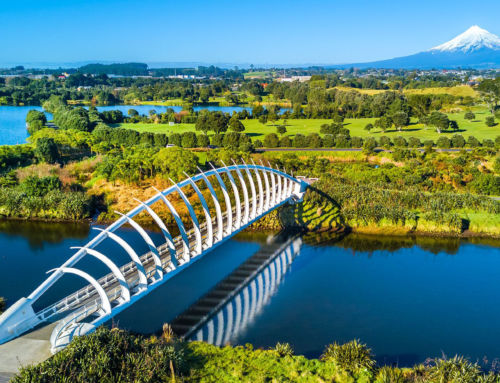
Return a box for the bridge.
[172,234,303,345]
[0,162,308,359]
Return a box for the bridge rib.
[47,267,112,315]
[70,247,131,303]
[196,169,224,242]
[153,188,190,263]
[115,212,163,280]
[183,172,213,249]
[240,159,258,219]
[133,198,178,269]
[208,164,233,235]
[170,180,203,256]
[220,161,242,229]
[231,160,249,225]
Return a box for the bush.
[276,125,286,135]
[485,116,496,127]
[35,137,60,164]
[335,134,351,148]
[436,136,451,149]
[293,134,307,148]
[181,132,197,148]
[321,340,375,374]
[423,139,434,148]
[464,111,475,120]
[20,176,61,197]
[279,136,292,147]
[407,137,421,148]
[430,356,481,383]
[263,133,280,148]
[351,136,363,148]
[253,139,263,148]
[363,137,377,154]
[393,136,407,147]
[451,134,465,148]
[0,297,4,314]
[273,342,294,357]
[306,133,322,148]
[379,136,392,149]
[210,133,224,147]
[26,110,47,134]
[482,139,495,148]
[197,134,209,148]
[467,136,480,148]
[322,134,335,147]
[169,133,182,147]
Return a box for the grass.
[116,108,499,142]
[332,85,479,98]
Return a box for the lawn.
[332,85,479,98]
[117,108,499,142]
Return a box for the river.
[0,104,288,146]
[1,220,499,366]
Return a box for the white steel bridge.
[0,162,308,353]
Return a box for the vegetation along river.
[1,220,499,367]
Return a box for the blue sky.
[1,0,499,67]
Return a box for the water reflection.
[171,234,303,345]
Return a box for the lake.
[0,104,288,146]
[1,220,499,366]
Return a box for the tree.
[436,136,451,149]
[467,136,480,147]
[26,110,47,134]
[228,116,245,132]
[276,125,287,135]
[363,137,377,154]
[181,132,197,148]
[258,115,268,125]
[478,78,500,114]
[464,111,475,120]
[429,111,450,134]
[485,116,496,127]
[391,111,409,132]
[407,137,421,148]
[35,137,60,164]
[279,136,292,147]
[263,133,280,148]
[451,134,465,148]
[374,116,392,133]
[393,136,407,147]
[197,134,209,147]
[128,109,139,117]
[448,120,459,132]
[364,123,374,133]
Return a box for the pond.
[1,220,499,366]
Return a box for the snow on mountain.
[430,25,500,53]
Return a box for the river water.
[0,220,499,366]
[0,104,280,146]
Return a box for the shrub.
[335,134,351,148]
[0,297,4,314]
[279,136,292,147]
[467,136,480,147]
[407,137,421,148]
[494,157,500,174]
[321,340,375,374]
[436,136,451,149]
[423,139,434,148]
[306,133,322,148]
[273,342,294,357]
[464,111,475,120]
[253,139,263,148]
[169,133,182,147]
[276,125,286,135]
[263,133,280,148]
[197,134,210,148]
[393,136,408,147]
[430,356,481,383]
[181,132,197,148]
[35,137,60,164]
[379,136,392,149]
[375,366,405,383]
[210,133,224,147]
[293,134,307,148]
[153,133,168,147]
[351,136,363,148]
[363,137,377,154]
[451,134,465,148]
[364,123,374,132]
[482,139,495,148]
[485,116,496,127]
[20,176,61,197]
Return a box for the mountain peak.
[430,25,500,53]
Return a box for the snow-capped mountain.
[431,26,500,53]
[330,26,500,69]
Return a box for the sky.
[1,0,500,67]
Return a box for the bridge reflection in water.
[171,234,303,345]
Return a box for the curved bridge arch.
[0,164,309,352]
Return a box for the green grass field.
[117,108,499,142]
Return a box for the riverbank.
[10,327,499,383]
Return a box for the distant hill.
[78,63,149,76]
[331,26,500,69]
